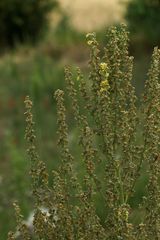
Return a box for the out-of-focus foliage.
[0,0,57,48]
[126,0,160,47]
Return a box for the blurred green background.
[0,0,159,238]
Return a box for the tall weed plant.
[8,24,160,239]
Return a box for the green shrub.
[126,0,160,47]
[0,0,57,48]
[8,25,160,239]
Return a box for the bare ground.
[52,0,129,32]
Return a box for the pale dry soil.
[52,0,129,31]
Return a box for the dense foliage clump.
[0,0,57,48]
[8,25,160,239]
[126,0,160,47]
